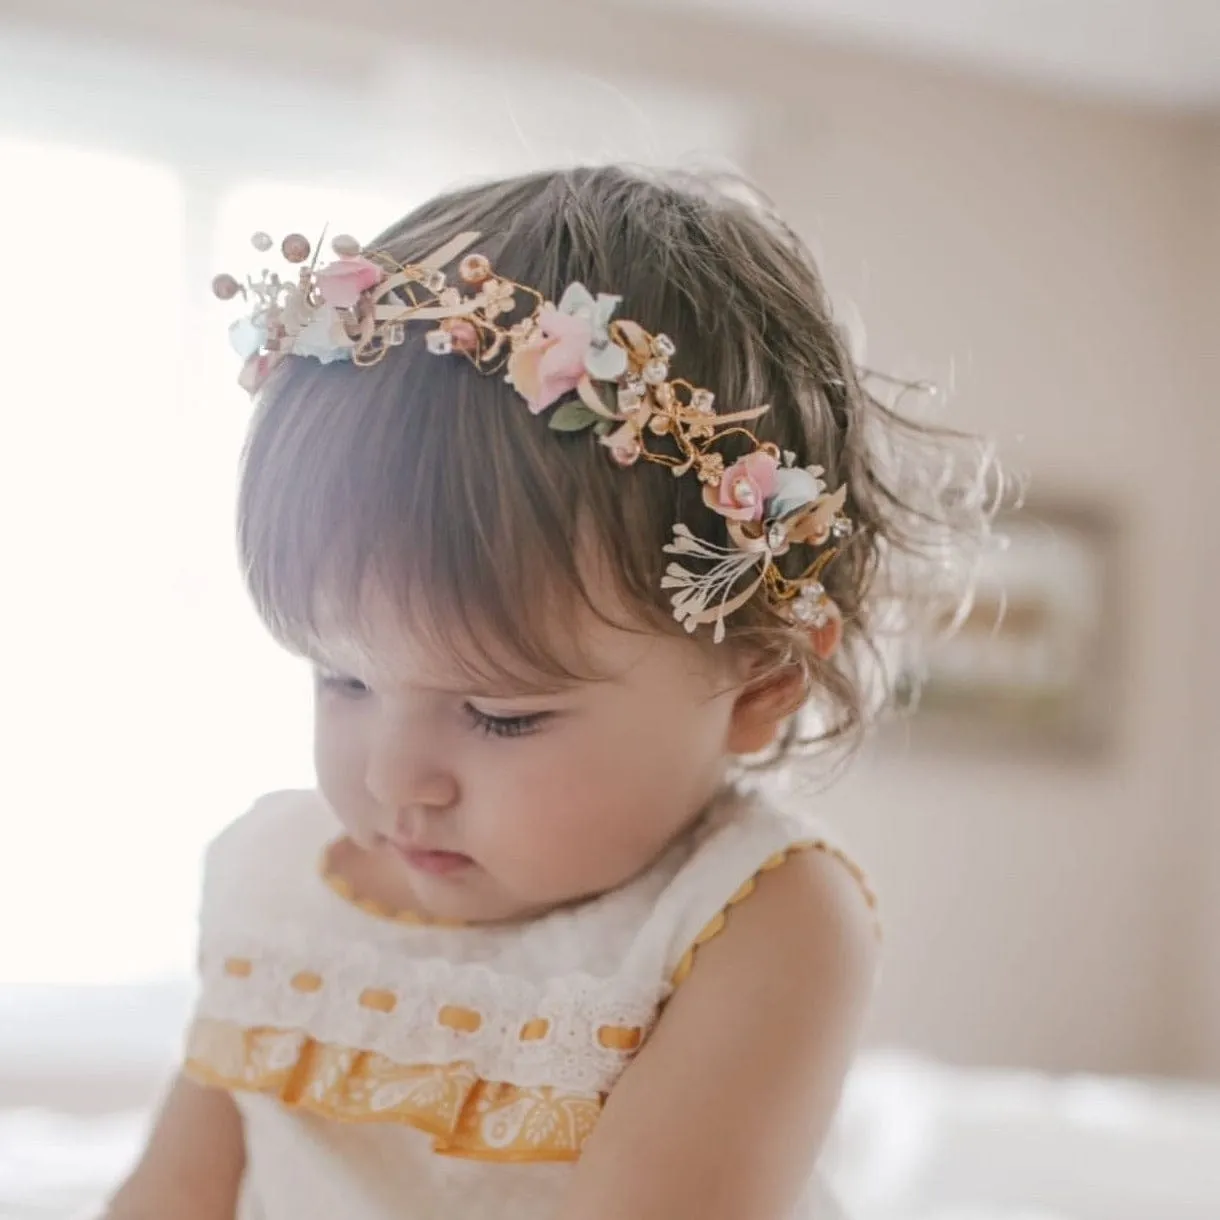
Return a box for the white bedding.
[4,1051,1220,1220]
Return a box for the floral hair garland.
[213,229,854,653]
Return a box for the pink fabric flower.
[315,256,383,309]
[507,306,593,413]
[715,451,779,522]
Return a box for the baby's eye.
[463,704,550,740]
[316,670,371,698]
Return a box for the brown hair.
[238,165,997,760]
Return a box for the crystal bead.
[766,523,787,551]
[791,598,817,625]
[792,594,829,628]
[652,333,676,358]
[643,359,668,385]
[331,234,361,257]
[386,323,406,346]
[211,273,241,301]
[804,581,826,601]
[618,384,645,409]
[250,231,273,252]
[425,328,453,355]
[690,388,715,413]
[281,233,311,263]
[425,270,446,293]
[832,516,854,538]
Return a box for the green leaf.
[548,401,602,433]
[593,420,612,437]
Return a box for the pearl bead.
[331,233,361,257]
[211,273,241,300]
[610,438,643,467]
[281,233,311,263]
[449,320,479,352]
[732,479,755,506]
[250,232,273,252]
[459,254,492,284]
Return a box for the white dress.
[184,787,874,1219]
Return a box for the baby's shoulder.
[621,788,875,989]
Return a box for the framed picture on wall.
[891,497,1124,758]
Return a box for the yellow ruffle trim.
[185,1018,599,1163]
[669,839,879,988]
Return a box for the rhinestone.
[331,233,361,257]
[643,359,668,385]
[211,273,241,301]
[652,333,676,358]
[618,384,645,409]
[425,328,453,355]
[690,388,715,413]
[832,516,854,538]
[425,270,446,293]
[281,233,311,263]
[386,323,406,346]
[250,231,273,252]
[766,523,787,551]
[791,599,818,625]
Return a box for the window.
[0,138,400,984]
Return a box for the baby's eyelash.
[463,704,550,739]
[316,670,370,698]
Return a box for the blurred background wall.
[0,0,1216,1092]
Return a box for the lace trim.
[195,941,662,1094]
[185,1018,598,1163]
[670,839,880,987]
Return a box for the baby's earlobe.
[726,668,806,754]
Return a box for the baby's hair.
[237,165,998,762]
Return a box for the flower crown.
[213,229,854,653]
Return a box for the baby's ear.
[725,661,807,755]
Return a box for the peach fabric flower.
[506,283,626,413]
[715,451,779,522]
[507,307,591,413]
[315,256,383,309]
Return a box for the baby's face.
[309,582,744,925]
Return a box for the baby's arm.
[104,1073,245,1220]
[558,848,877,1220]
